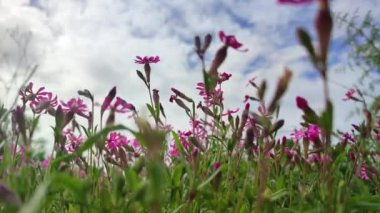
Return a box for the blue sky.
[0,0,379,143]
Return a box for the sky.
[0,0,379,146]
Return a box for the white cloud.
[0,0,378,150]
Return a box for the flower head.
[213,161,221,170]
[168,143,180,158]
[134,56,160,64]
[342,132,355,144]
[20,82,58,114]
[111,97,135,113]
[105,132,129,153]
[41,156,52,168]
[342,88,356,101]
[291,129,306,141]
[219,31,248,51]
[30,92,58,114]
[218,72,232,83]
[278,0,314,4]
[63,128,84,153]
[296,96,309,110]
[359,165,369,181]
[306,124,320,141]
[61,98,88,118]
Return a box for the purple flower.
[168,143,180,158]
[213,161,221,170]
[306,124,320,141]
[218,72,232,83]
[359,165,369,181]
[306,154,319,165]
[134,56,160,64]
[342,88,356,101]
[41,156,52,168]
[101,86,117,113]
[219,31,248,51]
[30,92,58,114]
[278,0,314,4]
[19,82,58,114]
[61,98,88,118]
[19,82,49,103]
[291,129,306,141]
[63,128,84,153]
[296,96,309,110]
[105,132,129,153]
[196,82,224,106]
[342,132,355,144]
[110,97,135,113]
[222,108,240,116]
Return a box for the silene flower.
[306,124,320,141]
[61,98,88,118]
[105,132,129,153]
[134,56,160,64]
[290,129,306,141]
[63,128,84,153]
[342,88,357,101]
[30,92,58,114]
[219,31,248,51]
[278,0,314,5]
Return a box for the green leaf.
[19,181,49,213]
[146,103,158,121]
[52,174,86,203]
[136,70,147,86]
[172,164,184,187]
[319,100,333,134]
[268,189,288,202]
[348,196,380,210]
[197,166,222,191]
[172,131,186,157]
[297,28,317,65]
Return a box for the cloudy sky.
[0,0,379,144]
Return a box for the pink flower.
[306,124,320,141]
[30,92,58,114]
[20,82,49,103]
[218,72,232,83]
[101,86,117,113]
[105,132,129,152]
[359,165,369,181]
[20,82,58,114]
[213,161,221,170]
[134,56,160,64]
[290,129,306,140]
[278,0,314,4]
[219,31,248,51]
[296,96,309,110]
[342,88,356,101]
[196,82,224,106]
[190,118,208,141]
[222,108,240,116]
[342,132,355,144]
[168,143,180,158]
[246,76,257,87]
[306,154,319,165]
[110,97,135,113]
[131,139,141,152]
[376,133,380,141]
[63,128,84,153]
[61,98,88,118]
[41,156,52,168]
